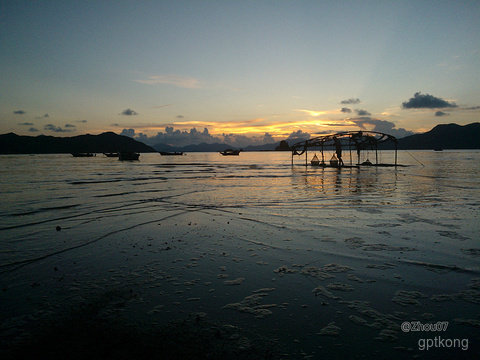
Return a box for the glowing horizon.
[1,2,478,146]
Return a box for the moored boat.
[71,152,95,157]
[119,152,140,161]
[220,149,241,156]
[103,152,119,157]
[159,151,184,155]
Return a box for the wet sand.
[2,200,479,359]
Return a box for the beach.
[1,151,479,359]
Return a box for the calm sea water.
[1,151,478,266]
[1,150,479,358]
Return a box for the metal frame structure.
[291,131,398,167]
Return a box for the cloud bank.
[121,127,307,148]
[121,108,139,116]
[287,130,311,141]
[402,92,457,109]
[340,98,361,105]
[126,127,221,147]
[355,109,371,116]
[44,124,75,133]
[349,117,414,138]
[120,128,136,137]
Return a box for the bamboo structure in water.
[290,131,398,167]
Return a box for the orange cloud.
[202,119,346,137]
[114,113,362,139]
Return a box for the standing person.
[333,137,344,166]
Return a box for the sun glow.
[295,109,328,117]
[124,116,362,138]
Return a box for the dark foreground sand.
[1,202,479,359]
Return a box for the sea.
[1,150,479,359]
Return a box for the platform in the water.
[310,163,406,168]
[291,131,401,168]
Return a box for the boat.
[159,151,184,156]
[119,152,140,161]
[71,152,95,157]
[103,152,119,157]
[434,148,443,151]
[220,149,241,156]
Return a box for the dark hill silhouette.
[396,123,480,149]
[0,132,155,154]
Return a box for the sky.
[1,0,479,147]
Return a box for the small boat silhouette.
[220,149,241,156]
[119,152,140,161]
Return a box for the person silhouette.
[333,137,344,166]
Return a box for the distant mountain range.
[0,123,478,154]
[154,142,235,153]
[0,132,155,154]
[395,122,480,150]
[152,137,307,152]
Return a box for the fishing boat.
[103,152,119,157]
[71,152,95,157]
[159,151,184,156]
[119,152,140,161]
[220,149,241,156]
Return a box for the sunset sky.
[1,1,479,147]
